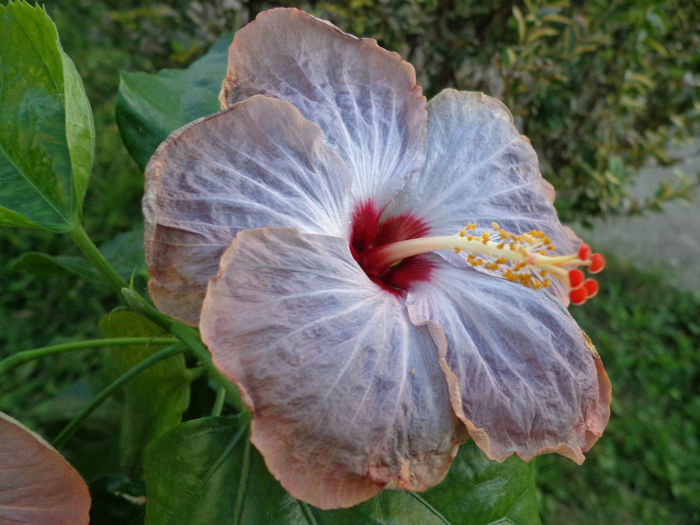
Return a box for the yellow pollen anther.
[364,222,603,301]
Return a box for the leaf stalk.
[0,336,177,376]
[52,343,185,449]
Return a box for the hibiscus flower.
[143,8,611,510]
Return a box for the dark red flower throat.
[350,201,434,295]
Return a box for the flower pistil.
[362,222,605,305]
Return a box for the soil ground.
[579,140,700,293]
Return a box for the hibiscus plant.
[0,2,611,523]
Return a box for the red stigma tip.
[583,278,599,298]
[569,268,585,288]
[578,243,591,261]
[569,286,588,305]
[589,253,605,273]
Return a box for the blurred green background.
[1,0,698,523]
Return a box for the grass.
[1,1,698,523]
[538,258,700,524]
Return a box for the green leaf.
[526,27,560,45]
[99,226,146,280]
[0,1,94,231]
[116,34,230,169]
[512,6,526,44]
[144,417,253,525]
[99,311,190,479]
[10,252,102,283]
[145,416,540,525]
[419,444,540,525]
[10,226,146,285]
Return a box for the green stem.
[167,322,244,412]
[185,365,206,382]
[121,287,173,329]
[121,290,245,413]
[0,337,177,376]
[212,385,226,417]
[68,224,247,415]
[68,223,129,294]
[122,291,244,409]
[68,223,170,329]
[52,344,184,449]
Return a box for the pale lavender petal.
[200,228,464,509]
[144,95,352,325]
[406,260,611,464]
[386,89,579,303]
[221,8,426,207]
[0,413,91,525]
